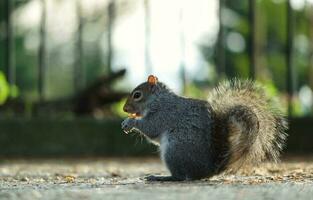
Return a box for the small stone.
[110,171,121,177]
[21,177,29,182]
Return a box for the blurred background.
[0,0,312,157]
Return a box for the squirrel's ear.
[147,75,158,85]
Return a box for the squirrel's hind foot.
[144,175,185,182]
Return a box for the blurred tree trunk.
[308,5,313,90]
[215,0,225,80]
[248,0,256,79]
[38,0,47,102]
[106,0,115,75]
[144,0,152,75]
[4,0,15,89]
[74,0,85,92]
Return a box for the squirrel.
[121,75,288,181]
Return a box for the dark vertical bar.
[286,0,295,116]
[107,0,115,74]
[309,5,313,93]
[179,6,186,94]
[216,0,225,79]
[4,0,15,87]
[74,0,84,92]
[38,0,47,102]
[144,0,152,75]
[248,0,256,79]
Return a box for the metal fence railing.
[1,0,304,118]
[4,0,15,88]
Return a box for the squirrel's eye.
[133,91,142,100]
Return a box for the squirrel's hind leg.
[144,175,185,182]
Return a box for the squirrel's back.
[208,79,288,172]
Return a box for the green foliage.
[185,82,209,99]
[199,0,313,116]
[0,71,19,105]
[111,98,128,118]
[0,72,10,104]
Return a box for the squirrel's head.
[123,75,160,118]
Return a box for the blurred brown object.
[73,69,128,117]
[0,69,128,118]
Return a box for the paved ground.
[0,156,313,200]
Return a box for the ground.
[0,156,313,200]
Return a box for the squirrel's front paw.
[121,118,136,134]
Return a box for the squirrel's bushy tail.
[208,79,288,171]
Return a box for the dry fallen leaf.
[64,175,76,183]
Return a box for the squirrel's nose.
[123,105,130,113]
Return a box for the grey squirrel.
[121,75,288,181]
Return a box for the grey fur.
[121,79,288,181]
